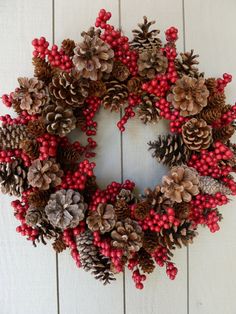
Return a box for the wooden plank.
[120,1,188,313]
[0,1,57,314]
[54,1,124,314]
[184,1,236,313]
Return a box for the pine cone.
[43,103,76,136]
[130,16,162,52]
[205,78,226,109]
[213,124,235,142]
[138,94,160,124]
[20,139,39,159]
[52,236,67,253]
[148,134,190,167]
[138,49,168,79]
[161,166,200,203]
[87,203,116,233]
[174,202,190,220]
[0,124,28,150]
[175,50,202,78]
[134,201,150,220]
[102,80,129,112]
[167,76,209,116]
[142,230,158,254]
[197,106,222,124]
[182,118,212,151]
[114,199,130,221]
[89,80,107,98]
[32,57,52,83]
[57,145,81,165]
[112,61,130,82]
[49,72,89,108]
[205,78,217,94]
[61,39,76,56]
[83,176,98,203]
[116,188,135,203]
[12,77,49,115]
[28,190,52,208]
[0,160,27,196]
[144,185,173,212]
[138,248,155,274]
[91,255,116,285]
[25,207,45,227]
[45,189,87,230]
[199,176,231,195]
[127,77,142,94]
[26,119,46,137]
[111,218,143,255]
[28,159,63,190]
[73,27,114,81]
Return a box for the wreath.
[0,9,236,290]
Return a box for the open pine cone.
[138,49,168,79]
[0,124,28,150]
[87,203,116,233]
[102,80,129,112]
[161,166,200,203]
[45,189,87,230]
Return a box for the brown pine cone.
[25,207,45,227]
[114,199,130,221]
[52,236,67,253]
[174,202,190,220]
[61,39,76,56]
[57,145,81,165]
[138,49,168,79]
[89,80,107,98]
[161,166,199,203]
[83,176,98,203]
[87,203,116,234]
[168,76,209,116]
[26,119,46,137]
[20,139,39,159]
[182,118,212,151]
[134,201,150,220]
[175,50,201,78]
[0,124,28,150]
[116,188,135,203]
[127,77,142,94]
[112,61,130,82]
[142,230,158,254]
[213,124,235,142]
[138,94,160,124]
[138,248,155,274]
[102,80,129,112]
[205,78,217,93]
[144,185,173,212]
[197,106,222,124]
[32,57,52,83]
[28,190,52,208]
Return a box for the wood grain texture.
[0,1,57,314]
[120,1,188,313]
[185,1,236,313]
[54,1,124,314]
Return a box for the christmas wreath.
[1,9,236,289]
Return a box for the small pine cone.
[83,176,98,203]
[89,80,107,98]
[52,236,67,253]
[174,202,190,220]
[57,145,81,165]
[144,185,173,212]
[161,166,200,203]
[138,94,160,124]
[142,230,158,254]
[138,49,168,79]
[102,80,129,112]
[167,76,209,116]
[127,77,142,94]
[175,50,201,78]
[61,39,76,56]
[213,124,235,142]
[20,139,39,159]
[0,124,28,150]
[148,134,190,167]
[25,207,45,227]
[87,203,116,234]
[28,190,52,208]
[32,57,52,83]
[138,248,155,274]
[134,201,150,220]
[43,103,76,137]
[26,119,46,137]
[199,176,231,195]
[91,255,116,285]
[114,199,130,221]
[112,61,130,82]
[205,78,217,94]
[0,159,27,196]
[182,118,212,151]
[197,106,222,124]
[111,218,143,255]
[116,188,135,203]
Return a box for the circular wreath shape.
[0,9,236,289]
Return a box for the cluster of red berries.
[132,269,147,290]
[81,97,101,137]
[0,148,31,166]
[165,27,178,42]
[1,93,13,108]
[166,262,178,280]
[0,111,37,126]
[37,133,58,160]
[152,246,170,267]
[213,104,236,128]
[216,73,232,92]
[205,210,222,233]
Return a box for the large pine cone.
[45,189,87,230]
[0,160,27,196]
[138,49,168,79]
[161,166,200,203]
[12,77,49,115]
[87,203,116,233]
[0,124,28,150]
[182,118,212,151]
[73,27,114,81]
[43,103,76,136]
[138,94,160,124]
[49,72,89,107]
[102,80,129,112]
[28,159,63,190]
[111,218,143,255]
[168,76,209,116]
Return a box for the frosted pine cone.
[45,189,87,230]
[12,77,49,115]
[28,159,63,190]
[73,27,114,80]
[182,118,212,151]
[138,49,168,79]
[161,166,200,203]
[199,176,231,195]
[168,76,209,116]
[87,203,116,233]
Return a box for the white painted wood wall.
[0,1,236,313]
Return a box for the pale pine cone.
[45,189,87,230]
[27,159,63,190]
[199,176,231,195]
[167,75,209,116]
[161,166,200,203]
[138,49,168,79]
[12,77,49,115]
[87,203,116,233]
